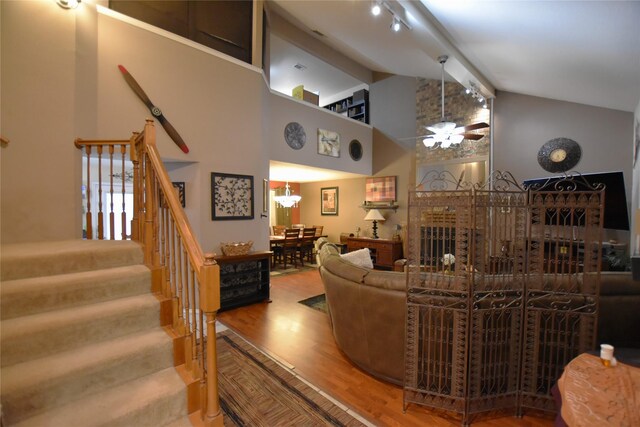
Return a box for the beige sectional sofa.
[317,239,640,385]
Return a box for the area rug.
[298,294,328,313]
[217,330,365,426]
[270,263,319,277]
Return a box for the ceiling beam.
[399,0,495,98]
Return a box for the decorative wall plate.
[284,122,306,150]
[349,139,363,161]
[537,138,581,173]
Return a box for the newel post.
[142,121,156,266]
[200,253,223,427]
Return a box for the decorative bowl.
[220,241,253,256]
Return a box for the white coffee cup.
[600,344,614,366]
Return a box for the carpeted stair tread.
[1,294,160,367]
[1,240,143,281]
[12,367,188,427]
[1,264,151,320]
[1,328,175,424]
[162,416,194,427]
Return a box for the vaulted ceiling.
[270,0,640,112]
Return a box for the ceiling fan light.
[427,121,456,134]
[440,139,453,148]
[423,137,437,148]
[450,134,464,145]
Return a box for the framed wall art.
[318,128,340,157]
[172,182,186,207]
[321,187,339,216]
[211,172,254,220]
[366,176,396,202]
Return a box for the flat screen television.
[523,171,629,231]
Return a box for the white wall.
[267,92,372,176]
[494,91,633,185]
[0,1,374,253]
[494,91,634,243]
[1,0,82,243]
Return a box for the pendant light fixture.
[423,55,464,148]
[274,182,301,208]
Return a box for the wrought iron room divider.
[403,171,604,425]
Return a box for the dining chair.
[312,225,324,237]
[272,225,286,236]
[298,227,317,265]
[273,228,300,269]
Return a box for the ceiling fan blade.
[464,122,490,132]
[461,133,485,141]
[397,134,431,141]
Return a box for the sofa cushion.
[340,248,374,269]
[598,272,639,295]
[362,270,406,291]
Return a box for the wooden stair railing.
[75,120,223,426]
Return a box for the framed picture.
[172,182,185,208]
[321,187,339,215]
[318,128,340,157]
[211,172,254,220]
[366,176,396,202]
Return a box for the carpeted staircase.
[1,240,191,426]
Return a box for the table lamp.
[364,209,385,239]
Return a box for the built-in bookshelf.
[323,89,369,124]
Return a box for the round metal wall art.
[349,139,363,161]
[284,122,306,150]
[537,137,582,173]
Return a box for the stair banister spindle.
[152,174,161,267]
[97,145,104,240]
[109,145,115,240]
[120,144,127,239]
[163,204,171,297]
[85,145,93,239]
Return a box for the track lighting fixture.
[369,1,412,32]
[371,2,381,16]
[391,17,401,32]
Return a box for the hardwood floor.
[217,268,554,427]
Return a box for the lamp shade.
[364,209,385,221]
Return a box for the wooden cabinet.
[323,89,369,124]
[346,237,403,270]
[110,0,253,64]
[215,251,271,311]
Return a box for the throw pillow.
[340,248,373,269]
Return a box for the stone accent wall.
[416,78,491,165]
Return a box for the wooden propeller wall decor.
[118,65,190,154]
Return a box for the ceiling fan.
[402,55,489,148]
